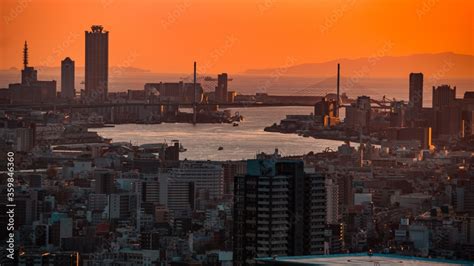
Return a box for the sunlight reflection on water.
[94,106,344,161]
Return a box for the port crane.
[180,76,233,82]
[370,96,396,109]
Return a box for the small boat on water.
[233,122,239,127]
[218,146,224,151]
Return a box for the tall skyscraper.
[215,73,228,103]
[409,73,423,110]
[85,25,108,101]
[233,159,326,265]
[432,85,462,138]
[61,57,75,99]
[432,85,456,109]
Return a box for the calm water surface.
[93,106,343,161]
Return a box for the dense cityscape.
[1,2,474,265]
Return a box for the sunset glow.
[1,0,473,73]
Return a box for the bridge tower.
[193,62,197,125]
[336,63,340,116]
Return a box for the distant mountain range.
[244,52,474,78]
[1,66,150,74]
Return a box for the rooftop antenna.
[23,41,28,68]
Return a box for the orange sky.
[0,0,472,73]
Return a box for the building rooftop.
[256,253,474,265]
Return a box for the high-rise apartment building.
[159,162,224,214]
[233,159,326,265]
[94,170,116,195]
[325,178,340,224]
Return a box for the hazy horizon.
[2,68,472,108]
[1,51,473,73]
